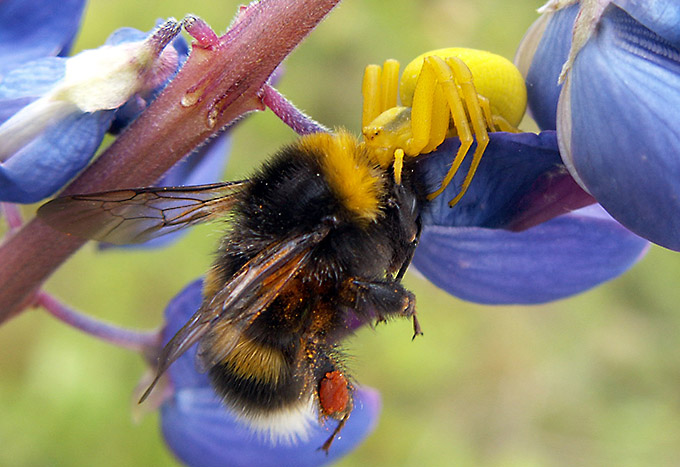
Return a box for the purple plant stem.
[0,0,341,323]
[261,84,329,135]
[1,203,23,231]
[37,291,159,353]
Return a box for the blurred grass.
[2,0,680,466]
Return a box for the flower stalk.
[260,84,329,135]
[37,291,159,354]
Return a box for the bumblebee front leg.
[340,278,422,339]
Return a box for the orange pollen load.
[319,371,350,416]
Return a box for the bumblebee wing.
[195,225,331,370]
[139,225,331,402]
[37,181,249,244]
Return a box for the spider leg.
[477,94,497,132]
[407,57,450,155]
[443,56,490,207]
[492,114,521,133]
[380,59,399,113]
[417,55,475,201]
[362,64,383,128]
[421,85,450,154]
[477,92,521,133]
[393,148,404,185]
[362,60,400,128]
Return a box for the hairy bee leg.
[340,279,421,337]
[411,313,423,340]
[312,352,353,453]
[443,56,490,207]
[320,412,350,454]
[395,218,421,282]
[416,56,475,201]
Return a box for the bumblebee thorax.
[296,130,386,223]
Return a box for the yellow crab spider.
[361,48,527,206]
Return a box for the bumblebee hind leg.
[309,346,353,453]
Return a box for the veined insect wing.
[37,181,249,244]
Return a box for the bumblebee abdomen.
[207,335,317,443]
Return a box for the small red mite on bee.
[38,48,526,452]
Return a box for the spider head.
[362,106,414,166]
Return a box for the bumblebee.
[38,46,526,451]
[38,130,427,451]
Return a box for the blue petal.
[160,279,380,466]
[159,134,232,187]
[0,110,115,202]
[1,23,188,204]
[105,27,148,46]
[0,57,66,124]
[418,131,592,230]
[522,4,579,130]
[614,0,680,49]
[108,26,189,133]
[412,205,648,305]
[0,0,86,72]
[161,387,380,467]
[162,279,211,389]
[565,5,680,250]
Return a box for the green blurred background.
[3,0,680,465]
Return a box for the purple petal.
[562,5,680,250]
[418,131,592,230]
[0,0,86,71]
[413,205,648,305]
[520,4,579,130]
[161,387,380,467]
[160,280,380,465]
[0,110,115,202]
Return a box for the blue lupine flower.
[0,0,86,73]
[0,14,185,203]
[157,132,647,465]
[160,279,381,467]
[516,1,680,251]
[414,131,648,304]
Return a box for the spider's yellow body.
[361,48,527,205]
